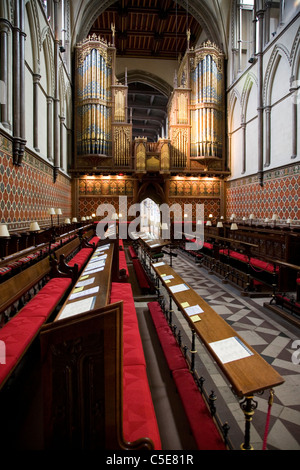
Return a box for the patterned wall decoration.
[78,175,135,220]
[0,134,72,229]
[78,176,134,196]
[226,164,300,221]
[168,198,221,220]
[169,178,220,198]
[79,196,134,220]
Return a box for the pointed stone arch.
[291,26,300,81]
[25,0,41,74]
[263,43,291,107]
[228,88,241,132]
[241,72,257,123]
[43,31,54,97]
[137,181,166,205]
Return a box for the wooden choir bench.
[0,232,100,390]
[0,225,95,283]
[0,255,77,390]
[40,242,161,450]
[148,301,226,450]
[181,234,282,294]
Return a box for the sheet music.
[69,286,99,300]
[185,304,204,316]
[209,337,253,364]
[84,260,105,270]
[96,244,110,252]
[59,296,96,319]
[169,283,189,293]
[75,277,95,288]
[82,266,104,275]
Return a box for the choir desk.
[151,259,284,450]
[54,241,114,321]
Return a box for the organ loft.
[72,30,227,220]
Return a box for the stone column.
[265,105,271,167]
[33,73,41,152]
[47,96,53,162]
[256,3,265,186]
[241,121,246,174]
[0,19,10,129]
[60,115,65,170]
[290,77,298,160]
[13,0,21,160]
[53,0,60,181]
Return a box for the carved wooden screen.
[40,302,126,450]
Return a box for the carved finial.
[111,23,115,45]
[187,28,191,49]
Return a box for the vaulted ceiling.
[88,0,202,59]
[87,0,203,142]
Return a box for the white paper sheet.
[75,277,95,288]
[169,283,189,293]
[185,304,204,316]
[82,266,104,275]
[59,296,96,319]
[96,244,110,252]
[84,260,105,270]
[209,337,253,364]
[161,275,174,281]
[152,262,165,267]
[69,286,99,300]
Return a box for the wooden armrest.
[57,254,78,281]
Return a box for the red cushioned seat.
[19,277,72,320]
[123,322,146,367]
[250,258,279,273]
[203,242,213,250]
[156,328,188,372]
[172,369,226,450]
[148,301,170,330]
[68,248,93,270]
[119,250,129,276]
[132,259,150,289]
[0,316,48,386]
[110,282,138,324]
[0,266,12,276]
[7,260,23,269]
[297,278,300,285]
[123,364,161,450]
[89,236,100,247]
[0,277,72,387]
[129,246,138,259]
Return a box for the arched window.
[237,1,255,74]
[231,1,256,80]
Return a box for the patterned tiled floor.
[157,251,300,451]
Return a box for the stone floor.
[143,250,300,451]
